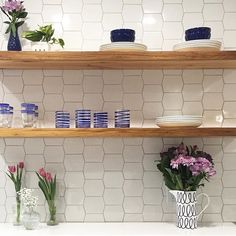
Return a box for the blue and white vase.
[8,27,22,51]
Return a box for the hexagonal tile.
[84,146,104,162]
[143,85,163,102]
[23,85,44,102]
[102,0,123,12]
[123,146,143,162]
[64,155,84,171]
[4,146,25,163]
[163,4,183,21]
[203,93,223,110]
[84,180,104,196]
[203,4,224,21]
[84,197,104,213]
[143,205,163,221]
[102,13,123,31]
[124,180,143,196]
[42,5,63,22]
[63,85,83,102]
[64,172,84,188]
[43,94,64,111]
[24,0,43,13]
[103,85,123,102]
[103,138,123,154]
[82,23,103,40]
[84,163,104,179]
[104,154,124,171]
[25,155,45,171]
[3,76,23,93]
[183,0,203,12]
[64,138,84,154]
[143,0,163,13]
[82,4,102,21]
[24,138,44,154]
[104,172,123,188]
[104,206,124,221]
[65,206,85,221]
[143,188,163,204]
[65,188,84,205]
[143,171,162,188]
[44,146,64,162]
[123,197,143,213]
[83,94,103,110]
[104,189,124,205]
[183,84,203,101]
[163,93,183,110]
[123,94,143,110]
[123,163,143,179]
[163,76,183,92]
[62,14,82,31]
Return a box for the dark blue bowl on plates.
[110,29,135,42]
[185,27,211,41]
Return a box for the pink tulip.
[18,161,24,169]
[46,172,52,182]
[8,165,16,173]
[38,168,46,178]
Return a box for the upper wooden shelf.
[1,51,236,70]
[0,127,236,137]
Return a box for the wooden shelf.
[0,51,236,69]
[0,127,236,137]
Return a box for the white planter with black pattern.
[169,190,210,230]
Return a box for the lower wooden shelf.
[0,127,235,137]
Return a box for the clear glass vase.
[22,209,40,230]
[12,196,21,226]
[47,200,58,226]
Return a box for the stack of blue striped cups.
[75,110,91,128]
[0,103,13,128]
[94,112,108,128]
[55,111,70,128]
[21,103,38,128]
[115,109,130,128]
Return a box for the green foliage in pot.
[22,24,65,48]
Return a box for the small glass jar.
[22,209,40,230]
[0,110,9,128]
[7,111,13,128]
[0,103,9,111]
[21,110,35,128]
[33,112,38,128]
[21,103,36,111]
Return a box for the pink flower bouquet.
[157,143,216,191]
[36,168,57,225]
[0,0,28,36]
[6,161,24,225]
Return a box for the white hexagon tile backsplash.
[0,0,236,223]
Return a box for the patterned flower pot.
[169,190,210,229]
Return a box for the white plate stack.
[155,115,202,128]
[173,39,221,51]
[100,42,147,51]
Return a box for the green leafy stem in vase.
[22,24,65,48]
[36,168,57,225]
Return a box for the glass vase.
[47,200,58,226]
[13,196,21,226]
[7,27,22,51]
[22,208,40,230]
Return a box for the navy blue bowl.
[185,27,211,41]
[111,29,135,42]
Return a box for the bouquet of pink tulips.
[6,161,24,225]
[36,168,57,225]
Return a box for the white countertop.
[1,223,236,236]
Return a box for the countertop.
[0,223,236,236]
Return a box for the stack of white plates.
[100,42,147,51]
[156,115,202,128]
[173,40,221,51]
